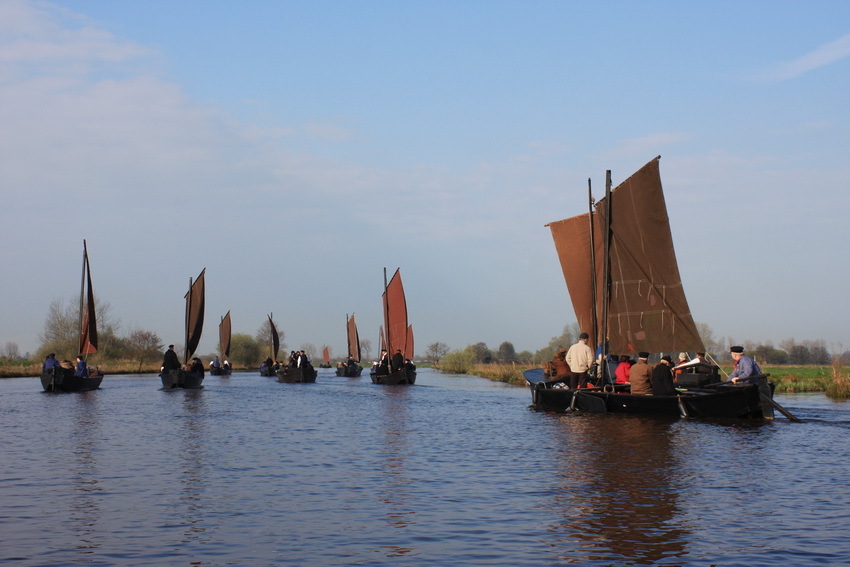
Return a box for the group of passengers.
[373,349,416,375]
[42,352,92,378]
[547,332,763,396]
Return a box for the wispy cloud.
[760,33,850,82]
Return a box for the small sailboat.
[336,313,363,377]
[41,240,105,392]
[319,346,332,368]
[528,157,776,419]
[371,268,416,385]
[161,269,206,389]
[210,311,232,375]
[260,313,279,376]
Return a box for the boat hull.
[336,365,363,377]
[276,366,317,383]
[160,369,204,389]
[260,367,275,377]
[370,368,416,385]
[526,369,774,420]
[210,366,232,376]
[41,368,103,392]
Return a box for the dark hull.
[526,369,774,420]
[318,364,332,368]
[276,366,317,383]
[336,365,363,377]
[370,368,416,385]
[260,367,275,377]
[210,366,232,376]
[160,369,204,389]
[41,368,103,392]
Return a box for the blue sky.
[2,0,850,358]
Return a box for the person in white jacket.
[566,332,595,389]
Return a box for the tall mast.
[184,275,193,365]
[79,240,87,354]
[587,180,598,347]
[599,170,613,382]
[382,268,390,353]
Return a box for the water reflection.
[377,386,416,558]
[176,389,208,544]
[70,390,104,555]
[548,415,690,565]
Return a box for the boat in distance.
[41,240,105,393]
[160,268,205,389]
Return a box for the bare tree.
[299,343,318,361]
[360,338,372,361]
[255,317,286,358]
[425,341,450,363]
[126,329,163,372]
[1,342,21,359]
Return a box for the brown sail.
[219,311,232,358]
[78,239,98,355]
[548,157,704,355]
[382,268,408,357]
[183,269,206,365]
[346,314,361,361]
[268,314,280,361]
[322,346,330,366]
[405,324,414,361]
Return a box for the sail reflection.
[177,389,209,543]
[376,387,416,558]
[546,415,690,564]
[70,390,104,554]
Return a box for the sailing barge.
[529,157,776,420]
[41,240,105,392]
[336,313,363,377]
[161,269,206,389]
[371,268,416,385]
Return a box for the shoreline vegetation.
[436,360,850,400]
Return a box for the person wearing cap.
[162,344,181,373]
[728,346,762,383]
[651,355,677,396]
[629,352,653,395]
[566,332,595,389]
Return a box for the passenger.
[377,349,389,375]
[210,356,221,370]
[651,355,677,396]
[43,353,61,372]
[566,332,595,389]
[162,345,181,373]
[629,352,653,395]
[613,355,632,385]
[74,355,88,377]
[189,357,204,378]
[674,352,689,381]
[728,346,762,383]
[546,349,570,382]
[405,359,416,372]
[391,349,404,372]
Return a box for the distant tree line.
[23,298,376,370]
[426,321,849,370]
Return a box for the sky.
[2,0,850,359]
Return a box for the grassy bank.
[437,362,850,399]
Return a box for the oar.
[760,393,802,422]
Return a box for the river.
[1,368,848,566]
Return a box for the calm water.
[1,368,849,566]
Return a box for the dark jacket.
[163,348,181,371]
[651,363,677,396]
